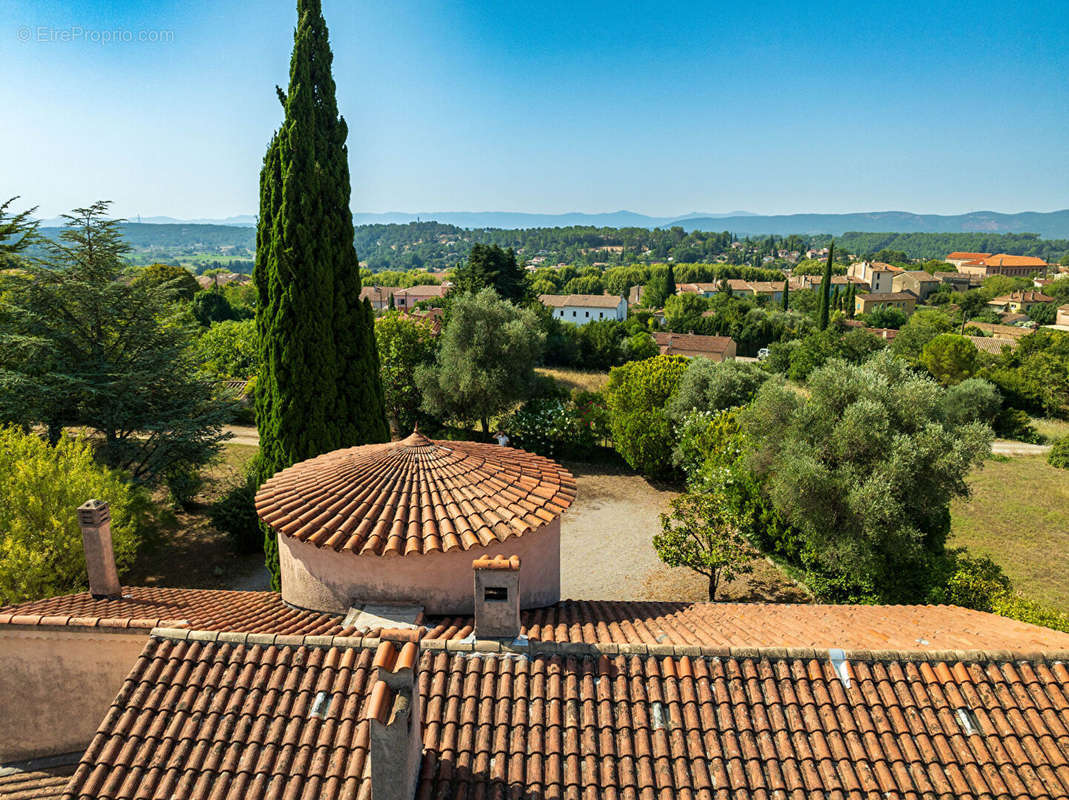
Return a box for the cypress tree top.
[255,0,388,490]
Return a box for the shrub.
[1049,436,1069,469]
[500,392,609,460]
[994,407,1040,443]
[942,551,1069,633]
[209,471,262,554]
[667,359,770,422]
[0,426,149,605]
[164,464,204,511]
[604,355,689,478]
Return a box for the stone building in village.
[2,433,1069,799]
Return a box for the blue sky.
[3,0,1068,219]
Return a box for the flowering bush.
[501,393,609,460]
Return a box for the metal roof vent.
[955,707,981,736]
[828,648,851,688]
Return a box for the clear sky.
[3,0,1068,219]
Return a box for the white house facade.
[539,293,628,324]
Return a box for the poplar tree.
[255,0,388,584]
[818,242,835,330]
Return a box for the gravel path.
[991,440,1052,456]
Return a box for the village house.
[933,271,981,292]
[854,290,916,317]
[195,271,251,290]
[891,270,940,301]
[392,283,449,310]
[945,251,993,268]
[360,285,398,310]
[986,290,1055,314]
[1057,304,1069,327]
[539,293,628,324]
[653,331,737,361]
[965,335,1016,356]
[746,280,785,302]
[846,260,899,292]
[4,435,1069,798]
[966,321,1032,340]
[956,254,1048,279]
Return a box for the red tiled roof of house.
[255,432,576,557]
[965,336,1015,355]
[538,293,624,308]
[858,291,915,302]
[0,587,350,634]
[58,625,1069,800]
[653,332,735,357]
[60,631,379,800]
[415,647,1069,800]
[0,751,80,799]
[392,284,447,297]
[990,291,1054,304]
[983,254,1048,268]
[947,252,993,260]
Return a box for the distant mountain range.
[34,208,1069,237]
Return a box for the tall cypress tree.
[818,241,835,330]
[781,278,789,311]
[665,263,677,297]
[255,0,388,585]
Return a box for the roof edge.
[419,637,1069,664]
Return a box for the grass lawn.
[536,367,610,394]
[1031,416,1069,443]
[950,455,1069,613]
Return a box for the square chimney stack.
[473,555,521,639]
[77,499,121,599]
[365,641,421,800]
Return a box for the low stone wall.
[279,518,561,615]
[0,627,148,761]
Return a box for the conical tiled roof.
[255,431,575,557]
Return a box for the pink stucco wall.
[0,627,147,760]
[279,518,561,615]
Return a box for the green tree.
[781,279,789,311]
[375,311,438,431]
[416,289,544,434]
[133,263,200,301]
[452,243,528,302]
[0,203,232,484]
[196,319,259,379]
[654,491,754,601]
[0,196,39,267]
[604,354,689,478]
[740,350,992,603]
[863,304,908,329]
[665,262,677,297]
[254,0,389,584]
[1028,301,1057,325]
[623,331,659,361]
[667,358,770,421]
[818,242,834,330]
[891,308,954,363]
[0,426,150,605]
[920,334,980,386]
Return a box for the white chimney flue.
[77,499,121,599]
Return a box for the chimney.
[472,555,521,639]
[77,499,121,599]
[366,641,421,800]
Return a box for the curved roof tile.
[254,431,575,557]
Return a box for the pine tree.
[818,241,835,330]
[254,0,388,585]
[781,279,789,311]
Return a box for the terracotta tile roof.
[255,433,575,557]
[424,601,1069,654]
[990,290,1055,304]
[858,291,915,302]
[416,648,1069,800]
[984,254,1048,268]
[471,554,520,571]
[60,630,379,800]
[653,332,735,358]
[539,293,624,309]
[392,284,448,297]
[947,252,993,260]
[966,336,1015,355]
[0,751,80,800]
[0,587,349,634]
